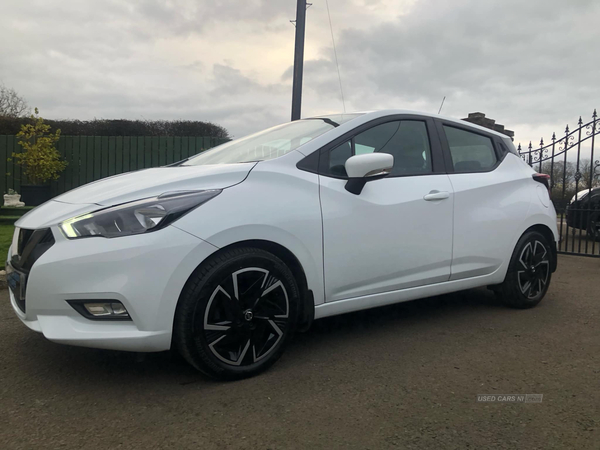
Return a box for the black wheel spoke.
[206,326,234,346]
[519,271,531,283]
[207,286,242,323]
[253,280,289,317]
[532,242,547,265]
[238,276,266,306]
[254,295,287,318]
[210,329,252,366]
[233,268,269,308]
[249,320,271,362]
[518,271,531,294]
[519,243,532,269]
[223,297,242,321]
[528,248,535,266]
[527,277,537,297]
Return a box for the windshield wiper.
[167,157,190,167]
[308,117,340,127]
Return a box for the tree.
[578,159,600,190]
[0,116,230,137]
[14,108,67,185]
[540,159,600,211]
[0,84,29,118]
[541,160,575,191]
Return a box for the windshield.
[182,114,361,165]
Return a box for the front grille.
[7,267,26,313]
[17,228,34,256]
[8,228,55,313]
[11,228,55,272]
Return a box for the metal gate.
[518,110,600,257]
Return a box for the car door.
[318,115,454,302]
[435,120,533,280]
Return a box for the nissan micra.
[7,110,558,379]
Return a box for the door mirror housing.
[344,153,394,195]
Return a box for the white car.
[7,110,558,379]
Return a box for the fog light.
[68,300,131,320]
[110,302,128,315]
[84,303,113,316]
[83,302,130,318]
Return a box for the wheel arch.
[175,239,315,337]
[222,240,315,332]
[521,224,558,272]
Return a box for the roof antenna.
[437,96,446,114]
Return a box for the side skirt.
[314,271,503,320]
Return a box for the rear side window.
[443,126,497,172]
[498,139,519,156]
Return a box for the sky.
[1,0,599,155]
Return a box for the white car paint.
[448,155,535,280]
[319,173,454,301]
[7,109,558,353]
[344,153,393,177]
[57,162,256,205]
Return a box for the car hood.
[16,163,255,229]
[569,188,593,204]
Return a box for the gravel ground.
[0,255,598,449]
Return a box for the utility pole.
[291,0,307,121]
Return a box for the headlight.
[59,190,221,239]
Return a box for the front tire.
[174,247,300,380]
[497,231,553,309]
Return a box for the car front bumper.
[8,225,218,352]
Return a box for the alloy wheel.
[200,268,290,366]
[517,240,550,299]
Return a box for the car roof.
[311,109,512,140]
[581,187,600,193]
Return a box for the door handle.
[423,190,450,201]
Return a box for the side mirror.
[344,153,394,195]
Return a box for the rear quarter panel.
[448,154,548,282]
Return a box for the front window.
[322,120,433,177]
[182,114,361,166]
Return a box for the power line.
[325,0,346,113]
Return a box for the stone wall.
[462,112,514,140]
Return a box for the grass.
[0,224,15,270]
[0,206,33,269]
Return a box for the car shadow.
[16,287,503,388]
[303,287,500,337]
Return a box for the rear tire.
[496,231,553,309]
[174,247,300,380]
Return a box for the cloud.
[0,0,598,145]
[300,0,600,146]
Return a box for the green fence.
[0,135,229,196]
